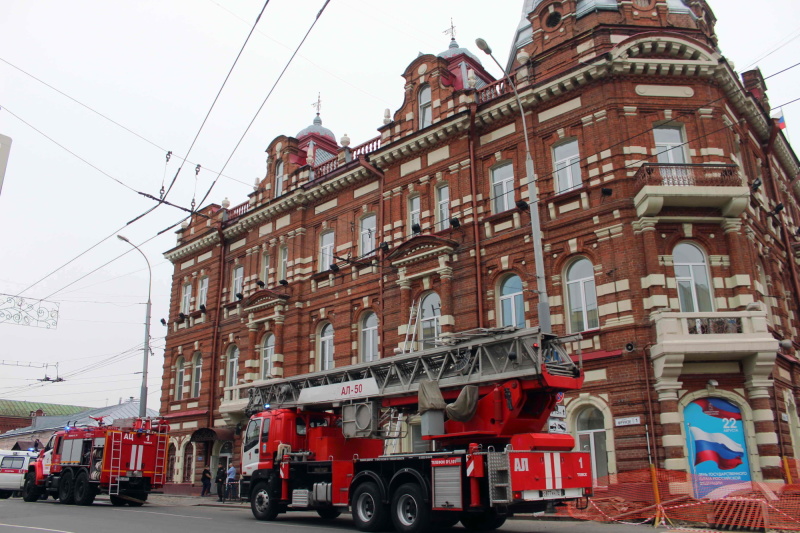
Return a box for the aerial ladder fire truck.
[239,327,592,533]
[21,416,169,506]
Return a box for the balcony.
[218,383,251,425]
[633,163,747,217]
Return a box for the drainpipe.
[376,161,387,358]
[468,101,486,328]
[208,223,228,431]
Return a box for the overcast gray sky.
[1,0,798,412]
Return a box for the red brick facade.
[160,0,800,489]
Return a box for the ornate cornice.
[163,231,220,262]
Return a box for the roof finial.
[443,18,457,43]
[311,92,322,116]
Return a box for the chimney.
[741,69,770,113]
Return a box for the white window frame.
[419,84,432,129]
[419,292,441,348]
[566,258,599,333]
[361,312,379,363]
[674,242,714,312]
[576,406,609,486]
[360,215,376,257]
[198,277,209,307]
[320,231,335,272]
[491,163,514,213]
[174,357,184,401]
[226,345,239,387]
[275,160,285,197]
[319,323,335,371]
[181,283,192,314]
[279,245,289,281]
[262,334,275,379]
[553,139,582,193]
[436,184,450,230]
[192,353,202,398]
[409,196,421,233]
[232,265,244,301]
[499,275,525,328]
[654,126,688,164]
[262,252,270,283]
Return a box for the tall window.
[566,258,599,332]
[576,407,609,485]
[418,84,432,129]
[192,353,202,398]
[437,184,450,230]
[262,252,270,283]
[174,357,184,401]
[181,283,192,314]
[262,334,274,379]
[226,345,239,387]
[360,215,376,257]
[320,231,335,272]
[419,292,441,348]
[674,243,713,312]
[275,160,285,197]
[409,196,421,232]
[198,277,209,307]
[279,245,289,281]
[654,126,687,164]
[319,323,334,371]
[554,139,581,193]
[232,265,244,301]
[361,312,379,362]
[500,275,525,328]
[492,163,514,213]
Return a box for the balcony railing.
[228,201,250,219]
[477,78,512,104]
[635,163,740,190]
[686,316,743,335]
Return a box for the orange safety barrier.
[562,466,800,531]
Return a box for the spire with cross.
[311,92,322,116]
[443,18,456,41]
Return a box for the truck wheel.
[21,473,41,502]
[58,470,76,505]
[317,508,341,519]
[460,511,507,531]
[251,481,279,521]
[352,481,390,532]
[0,490,11,499]
[73,471,96,506]
[391,483,430,533]
[109,495,127,506]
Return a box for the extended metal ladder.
[152,430,168,487]
[400,299,422,354]
[108,431,123,496]
[245,327,579,415]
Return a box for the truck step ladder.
[487,451,512,504]
[245,327,580,414]
[153,431,168,486]
[109,431,123,496]
[401,299,422,354]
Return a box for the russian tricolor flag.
[778,114,787,130]
[690,427,744,470]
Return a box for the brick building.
[160,0,800,492]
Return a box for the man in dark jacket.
[215,464,226,501]
[200,466,212,496]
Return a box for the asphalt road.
[0,495,679,533]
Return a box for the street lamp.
[475,38,551,333]
[117,235,152,417]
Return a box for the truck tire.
[352,481,390,532]
[73,471,96,506]
[251,480,280,521]
[21,473,41,502]
[58,470,76,505]
[391,483,431,533]
[460,510,507,531]
[109,495,127,506]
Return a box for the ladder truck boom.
[240,327,591,533]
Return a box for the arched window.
[226,345,239,387]
[275,160,285,197]
[499,275,525,328]
[174,357,184,401]
[360,215,376,257]
[674,243,713,312]
[419,292,441,348]
[491,163,514,213]
[191,352,202,398]
[418,84,432,128]
[566,258,599,332]
[576,407,608,485]
[361,312,379,363]
[182,443,195,483]
[320,231,335,272]
[319,323,335,370]
[262,334,275,379]
[167,444,177,483]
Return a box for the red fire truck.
[239,327,591,532]
[21,416,169,506]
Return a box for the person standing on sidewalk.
[226,463,238,500]
[215,464,226,502]
[200,465,212,497]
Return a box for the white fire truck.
[239,327,591,532]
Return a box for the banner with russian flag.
[684,398,751,498]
